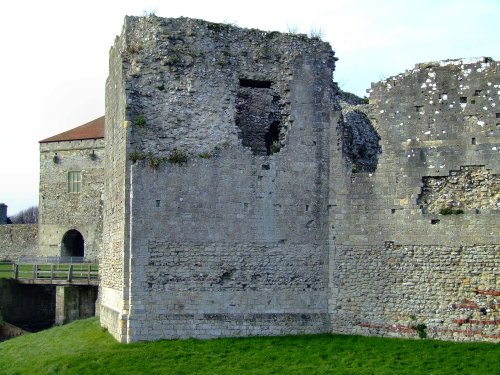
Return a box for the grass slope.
[0,318,498,374]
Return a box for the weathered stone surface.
[38,138,104,261]
[418,165,499,214]
[101,16,337,343]
[0,204,7,225]
[329,57,499,342]
[0,224,38,261]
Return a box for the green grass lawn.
[0,318,498,375]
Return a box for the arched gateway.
[61,229,84,258]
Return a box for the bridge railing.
[17,256,95,264]
[0,261,98,284]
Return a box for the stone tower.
[100,16,338,343]
[0,203,7,224]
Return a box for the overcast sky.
[0,0,498,215]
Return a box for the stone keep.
[100,16,499,343]
[101,16,337,343]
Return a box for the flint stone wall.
[0,224,38,261]
[330,57,500,342]
[102,16,337,342]
[39,139,104,261]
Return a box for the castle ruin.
[99,17,499,343]
[0,16,498,343]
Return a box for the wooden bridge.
[0,259,98,286]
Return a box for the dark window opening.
[235,80,283,156]
[460,97,467,103]
[496,113,500,118]
[474,90,482,96]
[471,138,476,145]
[470,99,476,104]
[61,229,84,258]
[261,164,270,170]
[415,105,423,112]
[239,79,272,88]
[430,219,440,225]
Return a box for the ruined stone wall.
[101,16,338,342]
[0,224,38,261]
[330,58,499,341]
[38,139,104,261]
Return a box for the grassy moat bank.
[0,318,498,374]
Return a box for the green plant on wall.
[135,116,146,127]
[412,323,427,339]
[439,207,464,215]
[270,141,281,154]
[148,156,163,169]
[129,151,147,163]
[167,149,188,164]
[198,152,211,159]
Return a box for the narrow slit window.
[68,171,82,193]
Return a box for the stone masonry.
[0,203,7,225]
[330,57,499,342]
[0,224,38,261]
[99,17,499,343]
[101,16,337,342]
[38,124,104,261]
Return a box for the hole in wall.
[391,209,396,214]
[471,138,476,145]
[471,99,476,104]
[305,205,310,212]
[474,90,482,96]
[460,97,467,103]
[156,200,161,207]
[239,79,272,88]
[261,164,270,170]
[235,79,283,156]
[496,113,500,118]
[430,219,440,225]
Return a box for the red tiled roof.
[40,116,105,143]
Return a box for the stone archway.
[61,230,84,258]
